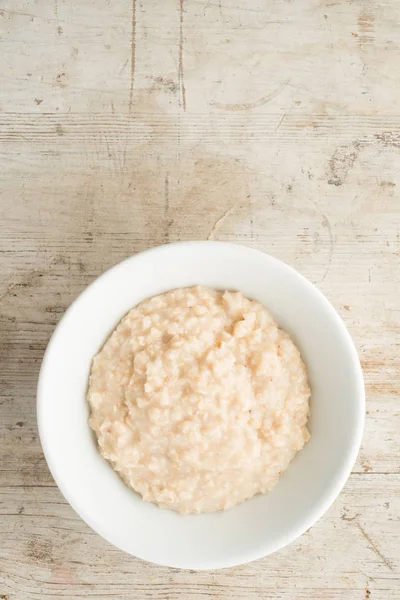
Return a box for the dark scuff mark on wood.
[341,511,360,522]
[46,305,65,314]
[356,522,394,571]
[26,537,54,565]
[0,269,45,303]
[327,133,400,187]
[178,0,186,111]
[119,58,129,75]
[151,76,178,95]
[56,72,69,88]
[328,142,361,186]
[375,132,400,149]
[212,79,289,112]
[275,112,286,132]
[129,0,137,113]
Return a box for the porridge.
[88,286,311,514]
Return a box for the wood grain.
[0,0,399,598]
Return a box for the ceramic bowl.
[37,241,364,569]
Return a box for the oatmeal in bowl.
[38,241,364,569]
[88,286,310,514]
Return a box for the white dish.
[37,241,365,570]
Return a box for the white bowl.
[37,241,364,570]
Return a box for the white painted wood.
[0,0,399,597]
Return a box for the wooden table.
[1,0,399,598]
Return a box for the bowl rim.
[37,241,365,569]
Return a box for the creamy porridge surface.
[88,286,310,514]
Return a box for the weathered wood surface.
[0,0,399,598]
